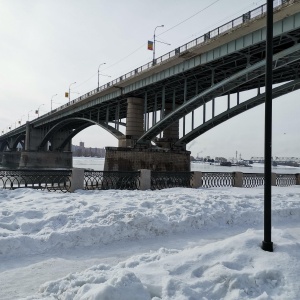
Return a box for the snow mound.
[23,228,300,300]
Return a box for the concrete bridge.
[1,0,300,171]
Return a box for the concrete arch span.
[137,43,300,145]
[11,134,25,150]
[0,140,10,152]
[39,117,124,150]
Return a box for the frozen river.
[73,156,300,174]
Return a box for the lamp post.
[36,104,45,118]
[262,0,273,252]
[18,115,25,126]
[68,82,76,102]
[28,110,33,121]
[51,94,58,111]
[153,25,164,64]
[98,63,106,89]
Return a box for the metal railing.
[151,171,193,190]
[84,170,140,190]
[202,172,235,188]
[276,173,297,186]
[0,169,72,192]
[35,0,287,121]
[0,169,297,192]
[243,173,265,188]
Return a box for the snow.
[0,186,300,300]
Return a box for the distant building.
[215,157,227,163]
[72,143,106,158]
[250,156,300,167]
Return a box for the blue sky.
[0,0,299,159]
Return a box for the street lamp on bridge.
[153,25,164,64]
[51,94,58,111]
[18,115,25,126]
[98,63,106,89]
[152,25,170,65]
[98,63,111,90]
[28,110,33,121]
[36,104,45,118]
[67,82,76,102]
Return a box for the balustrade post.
[70,168,85,192]
[139,169,151,190]
[271,172,277,186]
[233,172,243,187]
[296,173,300,185]
[191,171,202,188]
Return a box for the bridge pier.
[155,103,183,149]
[104,147,190,172]
[119,97,145,148]
[19,151,72,169]
[106,98,190,171]
[1,151,21,168]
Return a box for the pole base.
[261,241,273,252]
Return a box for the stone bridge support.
[0,122,73,169]
[105,98,190,172]
[119,97,145,148]
[50,131,72,151]
[20,122,73,168]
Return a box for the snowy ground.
[0,186,299,300]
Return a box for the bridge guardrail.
[32,0,286,122]
[0,0,288,137]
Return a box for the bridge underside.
[2,2,300,170]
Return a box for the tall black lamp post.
[262,0,274,252]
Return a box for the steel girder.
[175,79,300,145]
[137,43,300,145]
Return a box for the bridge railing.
[0,169,298,192]
[202,172,235,188]
[84,170,140,190]
[41,0,286,119]
[0,169,72,192]
[151,171,193,190]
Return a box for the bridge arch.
[175,79,300,146]
[11,134,26,150]
[137,44,300,145]
[39,117,124,150]
[0,140,10,151]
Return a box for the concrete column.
[126,97,144,137]
[271,172,277,186]
[191,171,202,188]
[51,131,72,151]
[24,125,45,151]
[139,169,151,190]
[234,172,243,187]
[70,168,85,192]
[25,121,30,151]
[163,103,179,140]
